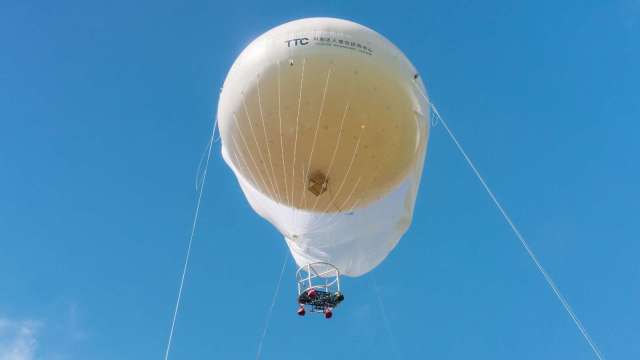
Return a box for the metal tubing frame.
[296,262,341,296]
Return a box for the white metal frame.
[296,262,341,296]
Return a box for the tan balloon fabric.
[226,55,421,212]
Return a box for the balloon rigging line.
[336,176,363,211]
[233,113,273,200]
[257,73,283,205]
[256,252,289,360]
[164,118,217,360]
[301,68,333,209]
[291,58,306,228]
[291,61,306,227]
[318,126,365,214]
[305,126,365,232]
[308,99,351,213]
[231,136,263,193]
[304,95,353,232]
[298,164,310,227]
[373,276,402,360]
[307,117,398,233]
[277,61,291,207]
[428,102,605,360]
[307,104,395,232]
[306,176,363,233]
[300,163,310,208]
[242,98,279,202]
[319,117,399,230]
[307,77,357,216]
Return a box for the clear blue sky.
[1,0,638,359]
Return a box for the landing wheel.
[324,308,333,319]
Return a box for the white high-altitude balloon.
[218,17,429,276]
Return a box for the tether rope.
[256,252,289,360]
[428,101,605,360]
[373,275,402,360]
[163,118,217,360]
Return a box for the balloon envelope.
[218,17,429,276]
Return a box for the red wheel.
[324,308,333,319]
[307,288,317,298]
[297,306,306,316]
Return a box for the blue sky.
[1,0,639,359]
